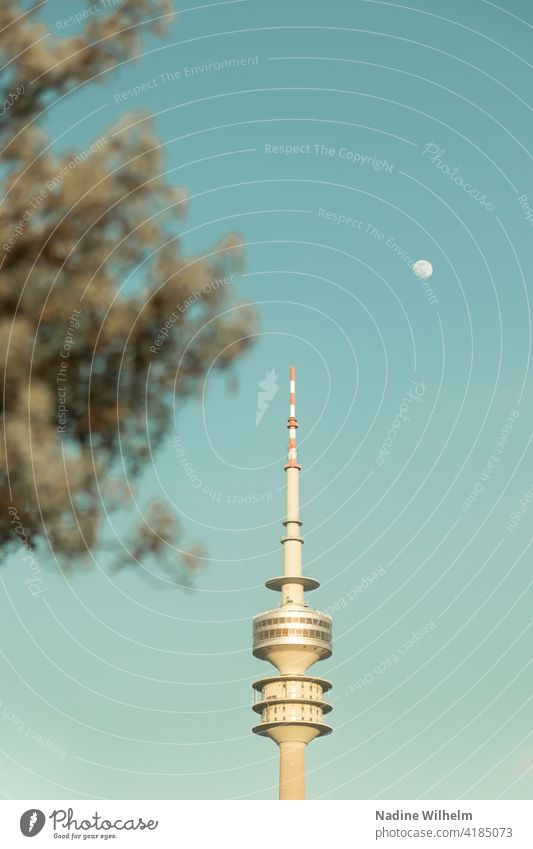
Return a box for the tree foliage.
[0,1,255,578]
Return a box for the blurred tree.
[0,0,255,580]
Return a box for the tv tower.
[252,366,332,800]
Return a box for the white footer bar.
[0,800,531,848]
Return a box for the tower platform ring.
[265,575,319,592]
[252,721,332,738]
[253,639,332,662]
[252,674,333,693]
[252,698,333,715]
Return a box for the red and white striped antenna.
[286,365,301,469]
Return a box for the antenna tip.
[289,365,296,380]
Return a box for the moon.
[413,259,433,279]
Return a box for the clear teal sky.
[2,0,533,800]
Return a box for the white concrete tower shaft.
[282,366,304,606]
[252,366,333,800]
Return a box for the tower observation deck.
[252,367,332,800]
